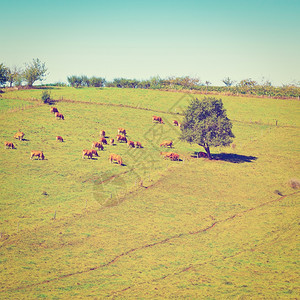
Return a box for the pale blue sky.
[1,0,299,86]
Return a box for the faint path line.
[2,190,299,294]
[111,192,300,297]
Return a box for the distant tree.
[137,80,151,89]
[238,78,257,87]
[180,97,234,159]
[23,58,48,87]
[149,76,162,89]
[222,77,235,87]
[0,63,8,86]
[67,75,83,88]
[81,75,90,87]
[90,76,106,87]
[6,66,22,87]
[14,72,23,86]
[67,75,76,87]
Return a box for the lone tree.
[222,77,235,87]
[180,97,234,159]
[23,58,48,87]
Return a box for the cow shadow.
[21,138,30,141]
[213,153,257,163]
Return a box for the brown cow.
[198,152,208,158]
[4,142,15,149]
[135,141,143,148]
[109,153,123,165]
[160,140,173,148]
[152,116,164,124]
[100,130,105,137]
[160,152,179,161]
[82,149,99,159]
[56,136,63,142]
[14,131,24,140]
[99,137,107,145]
[118,128,127,135]
[116,135,127,143]
[110,138,114,145]
[30,151,45,160]
[92,141,104,151]
[55,112,64,120]
[50,107,58,113]
[127,140,135,148]
[173,120,179,126]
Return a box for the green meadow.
[0,87,299,299]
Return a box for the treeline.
[0,59,47,87]
[67,75,106,88]
[66,75,300,99]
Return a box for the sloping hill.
[0,88,299,298]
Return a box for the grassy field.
[0,87,299,299]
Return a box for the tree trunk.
[203,145,213,160]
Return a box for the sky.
[1,0,300,86]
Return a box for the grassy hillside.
[0,87,299,298]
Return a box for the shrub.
[41,90,51,104]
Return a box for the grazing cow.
[92,141,104,151]
[178,123,182,128]
[127,140,135,148]
[116,135,127,143]
[109,153,123,165]
[160,152,179,161]
[118,128,127,135]
[4,141,15,149]
[135,141,142,148]
[56,136,63,142]
[198,152,208,158]
[152,116,164,124]
[173,120,179,126]
[99,137,107,145]
[110,138,114,145]
[100,130,105,137]
[50,107,58,113]
[55,112,64,120]
[82,149,99,159]
[30,151,45,160]
[159,140,173,148]
[14,131,25,141]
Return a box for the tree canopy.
[23,58,48,87]
[180,97,234,159]
[0,63,8,86]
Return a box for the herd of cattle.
[3,108,189,165]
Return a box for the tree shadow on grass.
[213,153,257,163]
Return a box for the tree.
[81,75,90,87]
[0,63,8,86]
[6,66,22,87]
[90,76,106,87]
[67,75,83,87]
[23,58,48,87]
[222,77,235,87]
[238,78,257,87]
[180,97,234,159]
[41,90,51,104]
